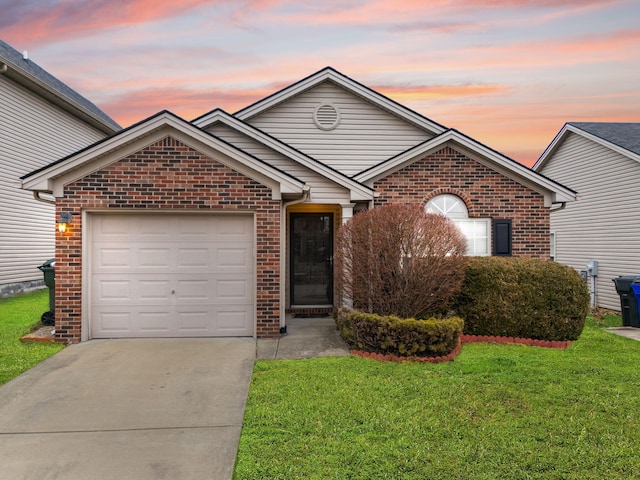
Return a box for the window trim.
[425,194,492,257]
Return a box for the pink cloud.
[276,0,615,27]
[100,86,273,127]
[375,83,510,101]
[1,0,276,45]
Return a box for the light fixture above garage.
[57,212,73,233]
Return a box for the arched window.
[426,194,468,219]
[426,194,490,256]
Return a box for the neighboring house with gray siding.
[534,122,640,311]
[0,39,120,297]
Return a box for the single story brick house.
[21,67,576,343]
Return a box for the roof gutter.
[0,62,7,73]
[279,185,311,334]
[33,191,55,205]
[550,202,566,212]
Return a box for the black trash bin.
[38,258,55,326]
[612,276,640,327]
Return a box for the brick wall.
[374,146,550,258]
[54,136,281,343]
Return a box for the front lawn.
[235,316,640,479]
[0,289,65,385]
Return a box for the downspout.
[0,63,8,74]
[550,202,566,212]
[279,186,310,334]
[33,191,56,205]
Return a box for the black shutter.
[493,219,512,256]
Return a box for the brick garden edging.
[460,334,573,349]
[351,334,573,363]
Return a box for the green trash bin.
[38,258,55,326]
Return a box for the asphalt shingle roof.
[569,122,640,157]
[0,39,120,132]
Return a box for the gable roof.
[0,39,120,134]
[355,128,577,206]
[231,66,447,136]
[192,108,373,201]
[534,122,640,170]
[20,110,305,200]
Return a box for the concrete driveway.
[0,338,255,480]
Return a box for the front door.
[290,213,334,306]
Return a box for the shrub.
[335,203,467,319]
[453,257,590,341]
[335,308,464,358]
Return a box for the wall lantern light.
[57,212,73,233]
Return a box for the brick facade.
[54,136,281,343]
[374,146,550,258]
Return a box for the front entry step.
[287,307,334,317]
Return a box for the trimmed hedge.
[335,308,464,358]
[452,257,590,341]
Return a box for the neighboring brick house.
[21,67,575,343]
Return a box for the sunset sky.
[3,0,639,166]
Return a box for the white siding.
[0,75,106,294]
[207,123,351,203]
[540,132,640,310]
[246,82,432,176]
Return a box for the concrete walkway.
[607,326,640,342]
[0,316,349,479]
[0,338,256,480]
[257,316,350,360]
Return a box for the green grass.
[235,315,640,479]
[0,289,65,385]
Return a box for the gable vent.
[313,103,340,131]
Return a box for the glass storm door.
[290,213,334,306]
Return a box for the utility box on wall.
[586,260,598,277]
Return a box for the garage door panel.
[96,280,131,301]
[217,280,250,301]
[97,248,131,269]
[217,216,252,237]
[176,308,210,332]
[217,309,252,333]
[139,280,172,301]
[94,311,133,334]
[138,311,172,333]
[90,214,255,338]
[138,248,172,268]
[217,248,249,269]
[175,279,211,300]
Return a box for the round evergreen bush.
[453,257,590,341]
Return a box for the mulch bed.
[20,326,57,343]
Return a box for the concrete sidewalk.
[0,338,255,480]
[607,326,640,342]
[257,316,350,360]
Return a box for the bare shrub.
[335,203,468,318]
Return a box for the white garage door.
[90,213,254,338]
